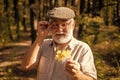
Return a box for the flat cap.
[47,7,75,20]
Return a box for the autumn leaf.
[56,49,71,61]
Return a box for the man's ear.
[72,20,75,29]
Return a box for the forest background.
[0,0,120,80]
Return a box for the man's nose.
[58,24,64,28]
[57,25,64,31]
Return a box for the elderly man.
[21,7,97,80]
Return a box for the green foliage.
[0,67,14,80]
[94,49,120,79]
[80,15,104,27]
[94,52,107,79]
[90,26,120,79]
[77,15,105,45]
[93,44,120,79]
[105,43,120,71]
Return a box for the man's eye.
[52,23,57,26]
[61,24,66,27]
[52,24,58,28]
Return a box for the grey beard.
[52,30,73,44]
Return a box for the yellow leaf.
[56,49,71,61]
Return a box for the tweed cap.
[47,7,75,20]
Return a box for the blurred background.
[0,0,120,80]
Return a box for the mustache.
[55,32,66,35]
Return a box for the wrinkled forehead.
[49,18,73,23]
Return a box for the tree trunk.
[105,1,109,25]
[30,9,36,43]
[4,0,8,11]
[54,0,58,6]
[80,0,85,14]
[29,0,36,43]
[116,0,119,18]
[5,0,13,40]
[64,0,68,6]
[22,0,29,32]
[71,0,75,6]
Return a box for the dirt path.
[0,41,36,80]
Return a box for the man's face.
[50,18,75,44]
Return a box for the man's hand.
[65,60,80,75]
[65,60,94,80]
[37,21,51,39]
